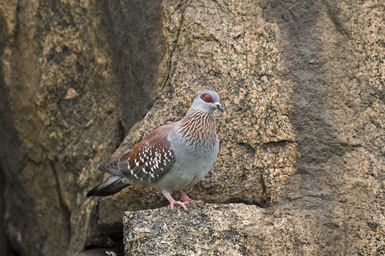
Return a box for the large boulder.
[0,0,163,255]
[123,204,265,255]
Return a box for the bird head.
[190,90,224,114]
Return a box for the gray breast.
[153,133,218,193]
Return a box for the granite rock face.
[98,0,296,231]
[0,0,384,256]
[0,0,163,255]
[121,0,384,255]
[124,204,265,255]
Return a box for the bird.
[87,90,223,211]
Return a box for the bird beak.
[215,102,224,112]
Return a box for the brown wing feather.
[100,123,176,184]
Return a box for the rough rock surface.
[124,204,265,255]
[125,0,384,255]
[0,0,163,255]
[0,0,384,256]
[98,0,296,231]
[262,0,385,254]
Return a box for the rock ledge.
[123,203,263,255]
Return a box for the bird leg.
[164,193,188,211]
[179,191,201,204]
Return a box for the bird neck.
[178,109,217,148]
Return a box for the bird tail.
[87,176,130,197]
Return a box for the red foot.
[169,200,188,211]
[164,193,188,211]
[180,191,201,204]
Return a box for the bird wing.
[100,123,176,184]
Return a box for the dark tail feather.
[87,176,130,197]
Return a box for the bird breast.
[153,127,219,193]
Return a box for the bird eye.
[200,93,213,103]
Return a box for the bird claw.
[165,193,188,211]
[180,191,201,204]
[169,201,188,211]
[165,192,201,211]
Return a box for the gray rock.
[80,249,117,256]
[123,204,264,255]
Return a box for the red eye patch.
[200,93,214,103]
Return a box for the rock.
[122,0,385,255]
[79,249,118,256]
[0,170,10,256]
[123,204,265,255]
[98,0,296,230]
[0,0,161,255]
[262,0,385,255]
